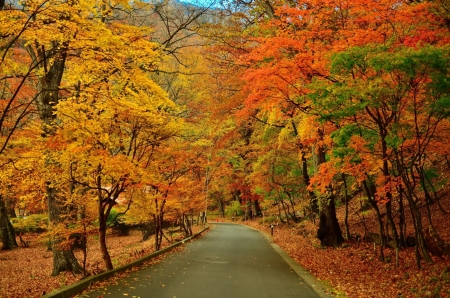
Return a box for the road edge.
[41,226,209,298]
[235,223,336,298]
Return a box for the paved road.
[83,223,324,298]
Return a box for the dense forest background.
[1,0,450,296]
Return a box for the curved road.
[82,223,329,298]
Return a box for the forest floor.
[0,226,204,298]
[240,197,450,298]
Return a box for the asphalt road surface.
[82,223,323,298]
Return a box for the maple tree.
[313,44,450,265]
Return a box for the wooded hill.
[1,0,450,296]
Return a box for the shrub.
[11,214,48,234]
[225,201,244,217]
[108,209,131,236]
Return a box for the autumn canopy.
[1,0,450,295]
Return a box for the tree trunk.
[141,221,155,242]
[276,200,286,223]
[180,213,192,237]
[386,199,400,266]
[409,199,433,264]
[47,186,84,275]
[99,221,113,271]
[251,200,257,218]
[245,201,251,220]
[317,193,344,247]
[153,198,166,251]
[280,200,291,224]
[288,198,298,222]
[342,174,350,240]
[216,196,225,218]
[315,133,343,247]
[5,198,16,218]
[0,195,17,250]
[363,180,385,261]
[34,41,84,275]
[154,214,163,251]
[397,185,407,247]
[300,149,318,213]
[97,174,114,271]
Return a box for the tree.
[310,42,450,265]
[53,20,179,269]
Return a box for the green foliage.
[107,208,121,226]
[106,208,132,235]
[262,126,280,144]
[225,200,243,216]
[331,124,358,158]
[11,214,48,233]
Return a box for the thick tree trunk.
[317,193,344,247]
[99,222,113,271]
[0,195,18,250]
[47,186,84,275]
[5,198,16,218]
[34,42,83,275]
[409,200,433,264]
[316,133,343,247]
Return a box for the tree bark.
[398,185,407,247]
[35,42,84,275]
[316,131,343,247]
[5,197,16,218]
[180,213,192,238]
[141,221,155,242]
[96,174,115,271]
[98,221,113,271]
[153,198,166,251]
[362,180,386,261]
[317,193,344,247]
[0,195,18,250]
[47,186,84,275]
[342,174,350,239]
[300,149,318,214]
